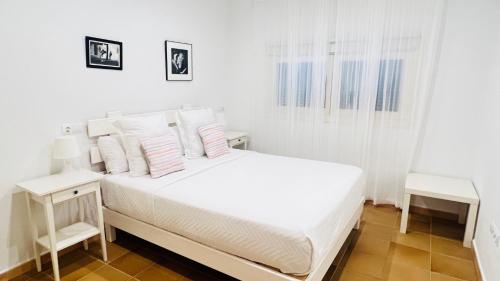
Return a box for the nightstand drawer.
[229,136,247,147]
[51,182,97,204]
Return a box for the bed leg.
[105,223,116,243]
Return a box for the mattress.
[101,149,364,274]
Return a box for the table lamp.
[53,135,81,173]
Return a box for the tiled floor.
[341,204,481,281]
[11,204,480,281]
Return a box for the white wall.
[410,0,494,215]
[0,0,230,272]
[412,0,495,213]
[402,0,500,279]
[470,1,500,279]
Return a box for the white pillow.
[170,126,185,155]
[176,108,216,158]
[113,114,170,136]
[215,110,226,129]
[97,135,129,174]
[122,134,149,177]
[113,114,172,176]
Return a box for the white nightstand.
[225,131,248,150]
[400,173,479,248]
[17,170,108,281]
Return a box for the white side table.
[17,170,108,281]
[225,131,248,150]
[400,173,479,248]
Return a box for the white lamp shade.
[53,136,81,159]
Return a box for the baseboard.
[0,235,100,281]
[472,239,487,281]
[364,200,460,222]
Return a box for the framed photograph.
[165,41,192,81]
[85,36,122,70]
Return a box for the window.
[277,62,313,107]
[339,59,402,112]
[339,61,364,110]
[376,59,402,112]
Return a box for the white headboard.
[87,109,178,165]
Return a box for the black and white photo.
[165,41,192,80]
[85,36,122,70]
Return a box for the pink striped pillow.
[198,123,230,159]
[141,134,185,178]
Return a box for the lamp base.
[60,160,77,174]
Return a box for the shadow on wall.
[7,192,32,269]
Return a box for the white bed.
[88,110,365,281]
[101,149,364,275]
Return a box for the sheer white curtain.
[248,0,446,206]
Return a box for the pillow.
[176,108,216,158]
[198,123,230,159]
[113,113,170,136]
[170,126,185,154]
[97,135,129,174]
[122,134,149,176]
[141,135,185,178]
[215,110,226,129]
[113,114,172,176]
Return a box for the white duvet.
[101,149,364,274]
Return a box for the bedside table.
[400,173,479,248]
[17,170,108,281]
[225,131,248,150]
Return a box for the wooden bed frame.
[87,109,364,281]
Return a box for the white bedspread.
[101,149,364,274]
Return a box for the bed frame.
[87,110,364,281]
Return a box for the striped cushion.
[141,134,185,178]
[198,123,230,159]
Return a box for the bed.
[88,110,365,281]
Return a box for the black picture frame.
[85,36,123,70]
[165,40,193,81]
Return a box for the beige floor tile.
[386,262,431,281]
[396,214,432,233]
[23,272,53,281]
[87,241,129,263]
[431,219,465,241]
[391,243,431,270]
[179,270,221,281]
[79,265,131,281]
[353,236,391,257]
[135,264,186,281]
[339,270,381,281]
[110,251,155,276]
[12,270,52,281]
[393,231,430,251]
[9,274,31,281]
[344,252,387,279]
[44,251,104,281]
[360,223,395,241]
[410,213,432,224]
[431,272,466,281]
[431,253,476,281]
[431,236,473,260]
[362,207,399,228]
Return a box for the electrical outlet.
[61,123,84,135]
[61,124,72,135]
[490,222,500,248]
